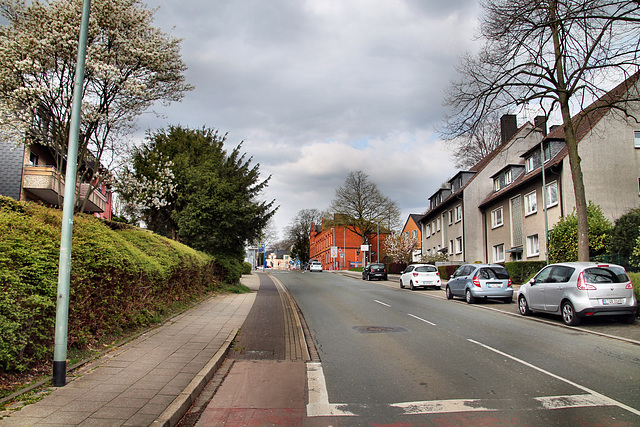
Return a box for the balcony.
[22,165,64,206]
[22,166,106,213]
[79,183,106,213]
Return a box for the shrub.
[504,261,547,284]
[548,202,612,263]
[610,208,640,258]
[0,201,226,373]
[438,265,459,281]
[242,262,252,275]
[628,272,640,305]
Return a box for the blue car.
[446,264,513,304]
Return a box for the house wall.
[465,124,545,262]
[561,104,640,221]
[310,221,388,270]
[0,140,25,200]
[423,200,465,262]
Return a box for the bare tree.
[285,208,323,264]
[442,0,640,261]
[328,170,401,246]
[449,112,503,169]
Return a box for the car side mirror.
[529,278,536,285]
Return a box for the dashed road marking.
[408,313,436,326]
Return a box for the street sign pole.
[53,0,91,388]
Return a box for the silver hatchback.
[446,264,513,304]
[517,262,637,326]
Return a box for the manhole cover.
[352,326,408,334]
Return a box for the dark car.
[362,263,387,281]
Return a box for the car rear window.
[415,266,437,273]
[478,267,509,280]
[584,266,630,283]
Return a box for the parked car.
[446,264,513,304]
[400,264,441,290]
[309,261,323,272]
[362,263,387,281]
[517,262,637,326]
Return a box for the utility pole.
[53,0,91,388]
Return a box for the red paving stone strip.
[1,275,259,427]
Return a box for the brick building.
[309,216,389,270]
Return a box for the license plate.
[602,298,623,305]
[487,283,501,288]
[422,281,433,285]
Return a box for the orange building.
[401,214,424,262]
[309,217,389,270]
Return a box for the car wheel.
[518,296,531,315]
[400,279,404,289]
[383,275,388,281]
[445,286,453,300]
[503,297,513,304]
[465,288,475,304]
[562,301,580,326]
[622,313,636,324]
[410,281,415,291]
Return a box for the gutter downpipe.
[541,142,549,265]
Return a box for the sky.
[139,0,483,240]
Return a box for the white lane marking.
[468,339,640,416]
[374,299,390,307]
[392,399,494,414]
[535,394,613,410]
[408,313,436,326]
[306,362,355,417]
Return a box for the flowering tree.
[0,0,192,211]
[383,231,418,264]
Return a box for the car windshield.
[415,266,437,273]
[584,266,629,283]
[478,267,509,280]
[370,264,384,268]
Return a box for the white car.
[400,264,441,290]
[309,261,323,272]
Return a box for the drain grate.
[352,326,408,334]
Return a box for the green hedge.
[629,272,640,304]
[0,197,228,373]
[504,261,548,285]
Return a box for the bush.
[438,265,459,281]
[548,202,612,263]
[242,262,252,275]
[504,261,547,284]
[0,200,227,373]
[610,208,640,258]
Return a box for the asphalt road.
[275,270,640,426]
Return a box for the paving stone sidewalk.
[1,275,259,427]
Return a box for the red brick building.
[309,217,389,270]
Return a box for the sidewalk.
[1,275,259,427]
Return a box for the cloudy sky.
[139,0,483,239]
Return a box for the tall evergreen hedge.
[0,197,225,373]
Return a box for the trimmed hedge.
[0,197,228,373]
[504,261,548,285]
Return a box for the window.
[449,240,454,255]
[412,230,418,239]
[449,210,453,225]
[436,217,441,231]
[491,207,504,228]
[493,244,505,263]
[525,156,534,173]
[635,130,640,148]
[494,177,501,192]
[455,236,463,254]
[425,224,431,236]
[505,169,512,185]
[454,205,462,222]
[432,221,436,235]
[527,234,539,257]
[525,191,537,216]
[546,181,558,207]
[543,143,551,162]
[29,152,38,166]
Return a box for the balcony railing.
[22,165,106,213]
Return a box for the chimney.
[500,114,518,145]
[534,116,547,135]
